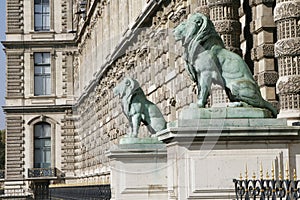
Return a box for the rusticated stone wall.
[6,0,23,33]
[61,109,76,177]
[5,115,26,196]
[71,0,296,184]
[251,0,278,106]
[6,52,24,98]
[73,0,193,183]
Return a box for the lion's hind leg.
[144,104,167,134]
[231,81,277,117]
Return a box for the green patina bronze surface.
[180,103,273,119]
[119,137,163,145]
[173,13,277,117]
[113,77,166,138]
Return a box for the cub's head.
[113,77,140,99]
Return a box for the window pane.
[34,123,51,168]
[43,53,50,64]
[44,140,51,147]
[43,4,50,13]
[42,163,51,168]
[34,53,42,64]
[34,150,42,163]
[35,5,42,13]
[35,140,41,148]
[34,14,43,31]
[34,124,41,137]
[43,15,50,30]
[45,150,51,163]
[43,124,51,137]
[34,53,51,96]
[34,76,43,95]
[45,76,51,95]
[34,0,50,31]
[44,66,50,74]
[34,66,43,74]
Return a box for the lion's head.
[173,13,222,46]
[113,77,141,99]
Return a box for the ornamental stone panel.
[274,0,300,120]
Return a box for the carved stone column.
[195,0,210,16]
[274,0,300,122]
[208,0,241,54]
[250,0,278,107]
[207,0,242,106]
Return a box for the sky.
[0,0,6,130]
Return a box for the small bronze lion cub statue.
[113,77,166,137]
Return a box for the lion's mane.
[186,13,225,62]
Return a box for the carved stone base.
[156,118,300,199]
[106,143,167,200]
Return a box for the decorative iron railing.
[233,178,300,199]
[49,184,111,200]
[28,168,56,178]
[233,163,300,200]
[0,170,4,179]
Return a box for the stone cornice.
[2,40,76,49]
[157,125,300,144]
[3,105,73,113]
[74,0,164,106]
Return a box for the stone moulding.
[157,120,300,143]
[276,75,300,94]
[207,0,240,7]
[275,38,300,57]
[213,20,241,34]
[274,1,300,22]
[257,71,279,87]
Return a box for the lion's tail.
[263,100,278,118]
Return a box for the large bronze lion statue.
[113,77,166,137]
[173,13,277,117]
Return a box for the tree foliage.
[0,130,5,170]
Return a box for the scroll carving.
[274,1,300,21]
[277,76,300,94]
[275,38,300,57]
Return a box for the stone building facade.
[2,0,300,198]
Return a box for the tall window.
[34,123,51,168]
[34,0,50,31]
[34,53,51,96]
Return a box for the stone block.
[179,104,273,119]
[107,142,167,200]
[157,118,300,199]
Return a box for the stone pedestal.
[106,140,168,200]
[156,107,300,200]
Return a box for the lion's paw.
[227,102,250,107]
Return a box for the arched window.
[34,122,51,168]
